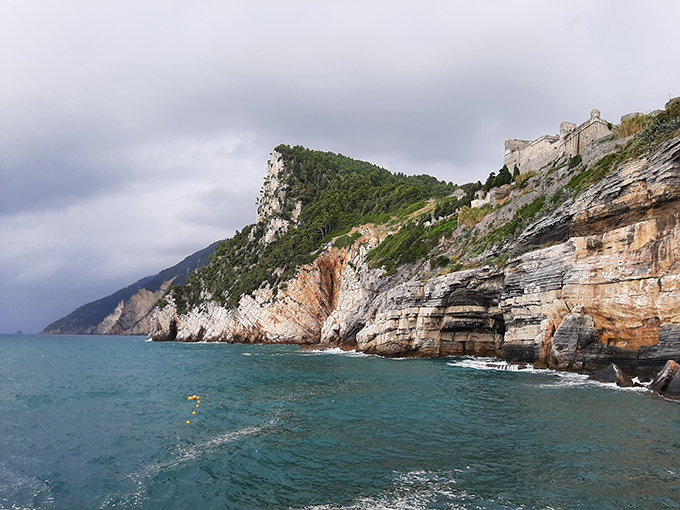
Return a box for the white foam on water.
[447,357,652,393]
[447,356,539,373]
[300,469,519,510]
[0,469,54,510]
[535,370,652,394]
[299,347,378,358]
[555,376,649,393]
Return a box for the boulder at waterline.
[588,363,634,387]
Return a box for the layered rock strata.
[354,268,505,357]
[149,232,383,345]
[149,136,680,373]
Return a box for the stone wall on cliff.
[504,109,613,174]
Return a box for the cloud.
[2,0,680,332]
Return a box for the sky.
[1,1,680,333]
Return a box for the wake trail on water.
[99,419,278,509]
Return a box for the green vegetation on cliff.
[169,99,680,316]
[170,146,457,313]
[366,215,459,274]
[275,145,455,236]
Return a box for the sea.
[1,334,679,510]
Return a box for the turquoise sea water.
[1,335,679,509]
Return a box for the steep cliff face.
[149,131,680,373]
[42,241,220,335]
[97,280,174,335]
[354,267,505,357]
[502,136,680,371]
[256,151,302,244]
[350,136,680,368]
[149,229,383,345]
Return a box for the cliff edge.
[147,98,680,374]
[47,97,680,374]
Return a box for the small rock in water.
[588,363,634,387]
[649,360,680,395]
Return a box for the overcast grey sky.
[1,1,679,333]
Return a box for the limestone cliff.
[349,135,680,371]
[148,100,680,374]
[149,232,382,345]
[96,279,174,335]
[42,241,220,335]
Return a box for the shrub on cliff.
[494,165,513,187]
[458,205,493,228]
[366,215,459,274]
[613,114,650,139]
[475,195,547,251]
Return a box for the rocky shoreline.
[148,135,680,381]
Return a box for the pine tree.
[494,165,512,187]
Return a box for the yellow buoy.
[188,396,192,400]
[192,411,196,415]
[196,404,199,408]
[186,421,190,425]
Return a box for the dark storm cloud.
[1,0,680,332]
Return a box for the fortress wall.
[504,135,560,173]
[504,110,613,173]
[581,134,634,166]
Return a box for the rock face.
[588,363,634,387]
[96,281,174,335]
[500,136,680,372]
[148,134,680,373]
[256,151,302,244]
[649,360,680,397]
[355,268,505,357]
[42,241,220,335]
[150,232,383,345]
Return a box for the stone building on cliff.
[504,109,613,174]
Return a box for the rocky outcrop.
[256,151,302,244]
[149,231,384,345]
[500,136,680,372]
[649,360,680,398]
[96,280,174,335]
[355,268,505,357]
[147,134,680,375]
[588,363,634,387]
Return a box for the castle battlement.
[505,109,612,173]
